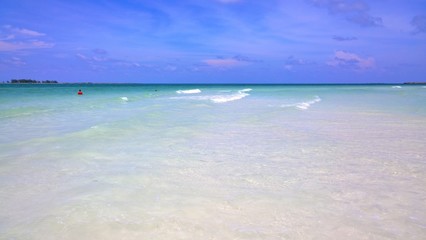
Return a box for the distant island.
[7,79,59,84]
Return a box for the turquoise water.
[1,84,426,239]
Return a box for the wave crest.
[176,89,201,94]
[172,88,251,103]
[239,88,252,93]
[211,93,249,103]
[281,96,321,110]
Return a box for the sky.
[0,0,425,83]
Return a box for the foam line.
[281,96,321,110]
[176,89,201,94]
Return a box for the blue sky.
[0,0,425,83]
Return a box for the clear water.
[1,84,425,239]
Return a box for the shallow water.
[1,84,426,239]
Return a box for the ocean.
[1,84,425,239]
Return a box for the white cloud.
[0,34,15,41]
[202,55,256,68]
[203,58,246,68]
[283,56,314,71]
[1,56,26,66]
[328,50,375,70]
[0,40,54,51]
[0,41,18,51]
[76,51,142,70]
[76,53,89,60]
[30,40,53,48]
[332,35,357,41]
[76,53,107,62]
[0,25,52,51]
[309,0,382,27]
[3,25,45,37]
[16,28,45,37]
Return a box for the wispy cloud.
[3,25,46,37]
[327,50,375,70]
[202,55,255,68]
[76,51,141,70]
[332,35,358,41]
[14,28,45,37]
[203,58,242,67]
[1,56,26,66]
[411,15,426,34]
[77,53,109,63]
[0,40,54,51]
[232,54,261,63]
[0,25,53,51]
[309,0,382,27]
[284,56,314,71]
[0,34,15,41]
[76,53,91,61]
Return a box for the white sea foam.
[392,86,402,89]
[281,96,321,110]
[171,88,251,103]
[170,95,209,101]
[171,93,249,103]
[210,89,251,103]
[121,97,129,101]
[176,89,201,94]
[239,88,252,93]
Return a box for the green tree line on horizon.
[6,79,59,84]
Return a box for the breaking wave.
[210,89,251,103]
[281,96,321,110]
[176,89,201,94]
[239,88,252,93]
[171,88,251,103]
